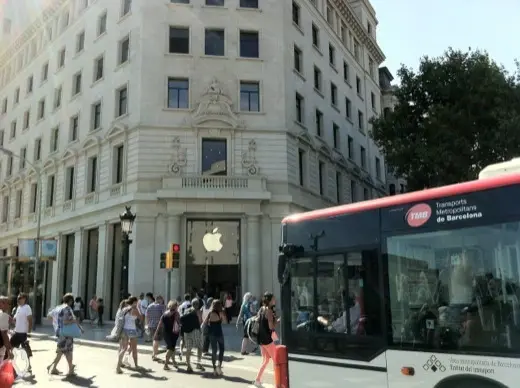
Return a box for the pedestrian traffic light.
[171,243,180,268]
[160,252,167,269]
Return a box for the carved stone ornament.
[168,137,187,175]
[241,140,259,176]
[185,78,243,128]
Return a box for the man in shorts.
[145,295,165,359]
[11,293,33,373]
[178,294,192,360]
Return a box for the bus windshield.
[388,219,520,353]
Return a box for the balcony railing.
[181,176,250,190]
[160,175,269,200]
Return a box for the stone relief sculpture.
[185,78,243,128]
[168,137,187,175]
[241,139,259,176]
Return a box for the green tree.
[370,48,520,190]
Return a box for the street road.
[13,337,274,387]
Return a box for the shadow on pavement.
[201,354,244,363]
[128,367,167,381]
[16,374,38,385]
[200,372,252,384]
[62,374,97,387]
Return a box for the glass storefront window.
[185,220,241,301]
[387,220,520,352]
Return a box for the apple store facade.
[185,220,242,308]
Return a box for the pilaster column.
[128,217,155,296]
[246,214,261,298]
[95,223,108,300]
[71,229,85,296]
[167,215,181,300]
[50,234,63,306]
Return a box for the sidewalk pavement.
[32,320,255,355]
[21,338,274,387]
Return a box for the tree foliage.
[370,48,520,190]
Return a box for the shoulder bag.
[60,323,82,338]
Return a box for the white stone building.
[0,0,387,319]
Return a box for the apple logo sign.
[203,227,223,252]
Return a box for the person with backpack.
[177,294,192,361]
[252,292,278,388]
[236,292,253,355]
[180,299,204,373]
[155,300,181,370]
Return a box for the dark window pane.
[169,27,190,54]
[239,31,259,58]
[239,0,258,7]
[206,0,224,5]
[201,139,227,176]
[205,29,224,56]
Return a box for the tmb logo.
[406,203,432,227]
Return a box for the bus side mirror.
[278,253,287,285]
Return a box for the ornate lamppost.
[119,206,136,301]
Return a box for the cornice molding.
[332,0,385,64]
[0,0,67,68]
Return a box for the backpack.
[180,309,199,333]
[245,314,261,345]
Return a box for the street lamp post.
[119,206,136,301]
[0,147,43,324]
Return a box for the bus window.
[387,220,520,353]
[316,255,345,332]
[289,257,315,331]
[285,249,384,358]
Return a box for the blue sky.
[371,0,519,81]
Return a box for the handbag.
[60,323,81,338]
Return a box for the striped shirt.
[145,302,165,328]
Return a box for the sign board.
[17,238,57,260]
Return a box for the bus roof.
[282,173,520,224]
[479,157,520,179]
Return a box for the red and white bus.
[278,161,520,388]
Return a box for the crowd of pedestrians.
[0,289,280,387]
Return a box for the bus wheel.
[434,375,507,388]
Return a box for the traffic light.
[171,243,180,269]
[165,252,173,269]
[160,252,167,269]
